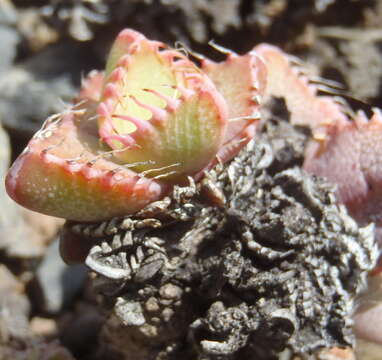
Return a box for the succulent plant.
[5,29,264,222]
[5,25,382,358]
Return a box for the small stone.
[159,299,173,306]
[138,323,158,338]
[0,264,21,292]
[162,308,174,322]
[151,317,160,325]
[159,283,182,300]
[115,297,145,326]
[145,297,160,313]
[30,317,57,337]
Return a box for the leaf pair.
[6,29,265,221]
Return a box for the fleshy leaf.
[97,29,227,181]
[202,49,267,163]
[104,29,145,79]
[5,29,230,222]
[304,109,382,231]
[6,111,168,222]
[254,44,348,139]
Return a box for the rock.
[0,0,19,75]
[59,303,104,357]
[0,123,62,259]
[0,265,30,342]
[0,25,18,72]
[30,317,57,337]
[0,0,17,25]
[0,67,74,137]
[0,123,43,258]
[32,238,88,314]
[115,298,146,327]
[17,8,59,51]
[0,41,98,138]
